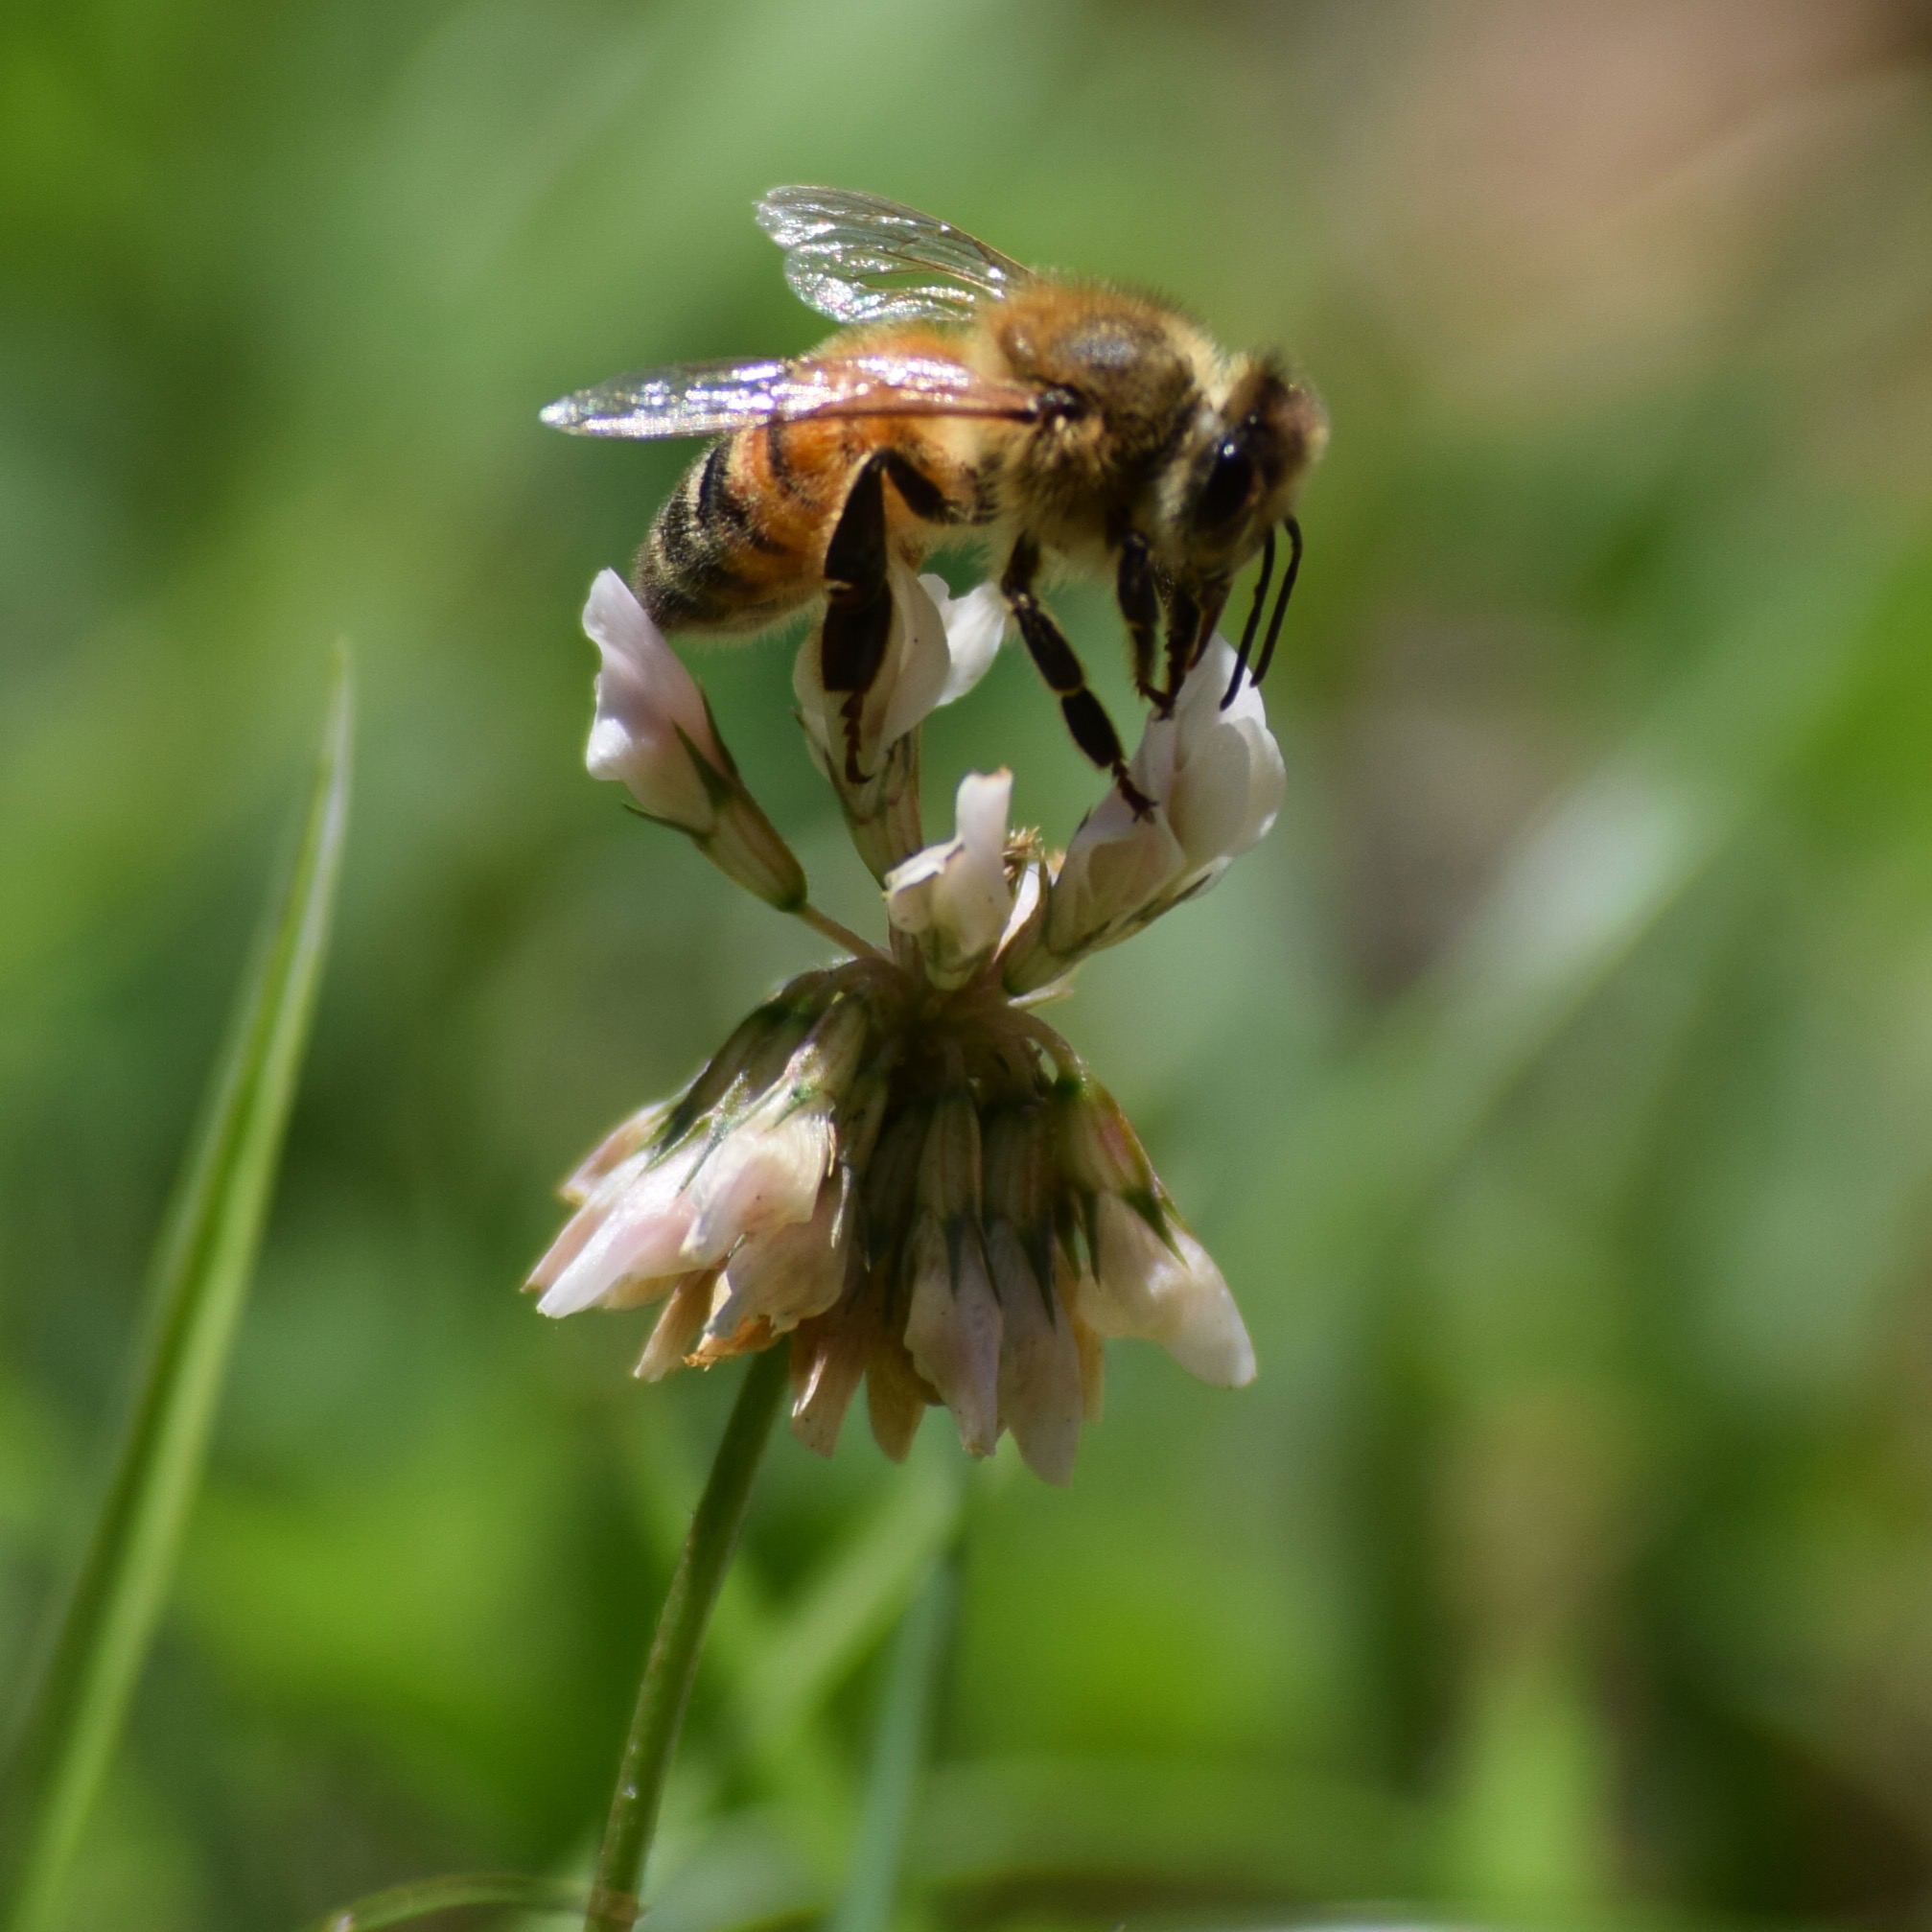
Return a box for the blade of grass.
[1262,523,1905,1281]
[745,1449,962,1755]
[0,653,355,1932]
[827,1548,958,1932]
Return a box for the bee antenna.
[1249,514,1303,692]
[1219,525,1276,709]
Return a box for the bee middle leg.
[820,450,959,781]
[1004,537,1154,818]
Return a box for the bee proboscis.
[543,187,1327,810]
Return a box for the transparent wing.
[540,352,1043,439]
[755,185,1034,325]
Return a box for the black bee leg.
[874,447,961,525]
[1115,534,1164,713]
[1156,583,1205,710]
[1004,537,1154,818]
[820,460,894,782]
[821,448,961,781]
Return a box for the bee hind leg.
[820,460,896,782]
[1004,537,1155,820]
[821,450,959,781]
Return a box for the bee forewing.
[541,353,1040,440]
[755,185,1033,327]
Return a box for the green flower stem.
[796,900,890,964]
[585,1344,789,1931]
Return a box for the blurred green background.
[7,0,1932,1925]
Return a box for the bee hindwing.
[755,186,1033,326]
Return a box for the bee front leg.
[1158,583,1203,710]
[1004,537,1155,819]
[1115,534,1164,714]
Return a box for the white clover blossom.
[1013,634,1287,982]
[537,562,1280,1481]
[1162,633,1288,888]
[582,570,805,908]
[793,564,1003,780]
[883,768,1014,989]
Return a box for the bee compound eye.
[1196,437,1254,529]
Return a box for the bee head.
[1178,361,1327,574]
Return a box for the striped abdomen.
[635,415,962,637]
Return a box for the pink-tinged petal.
[681,1102,833,1263]
[560,1101,673,1205]
[528,1148,653,1291]
[535,1143,704,1315]
[1070,1298,1106,1423]
[903,1214,1002,1456]
[789,1318,867,1457]
[635,1271,721,1382]
[865,1334,931,1462]
[989,1221,1082,1484]
[708,1175,850,1340]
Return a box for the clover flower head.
[537,564,1283,1481]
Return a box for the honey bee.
[543,187,1326,812]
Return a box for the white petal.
[1152,1222,1255,1386]
[989,1221,1082,1483]
[582,570,722,830]
[903,1215,1002,1456]
[792,562,953,780]
[1071,1298,1106,1423]
[925,575,1008,707]
[790,634,834,766]
[1045,792,1184,954]
[877,563,954,745]
[1084,1195,1255,1387]
[1039,636,1288,957]
[1165,639,1287,874]
[883,769,1014,983]
[999,856,1043,950]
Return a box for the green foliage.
[0,663,351,1931]
[4,2,1932,1929]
